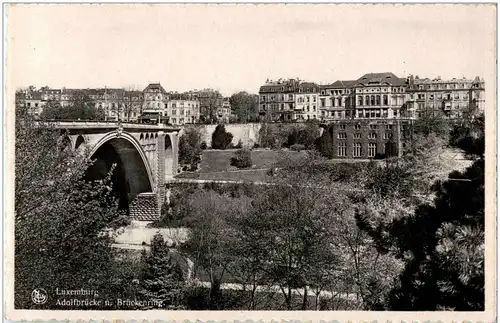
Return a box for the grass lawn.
[176,169,272,182]
[198,149,307,173]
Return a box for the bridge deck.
[35,120,182,131]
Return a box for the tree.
[357,113,485,311]
[229,91,259,122]
[181,190,252,309]
[40,90,103,121]
[314,126,334,158]
[198,89,223,122]
[211,124,233,149]
[286,124,320,149]
[14,108,126,309]
[179,128,203,171]
[140,233,186,309]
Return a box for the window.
[338,132,347,139]
[383,95,388,105]
[369,124,377,130]
[371,95,375,105]
[339,124,346,130]
[386,124,393,130]
[365,95,370,106]
[338,142,346,157]
[368,143,377,157]
[313,96,316,102]
[353,143,362,157]
[320,98,325,107]
[355,124,361,130]
[376,95,381,105]
[368,133,377,139]
[353,133,361,139]
[384,133,392,139]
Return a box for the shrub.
[289,144,305,152]
[314,126,334,158]
[235,139,243,149]
[230,149,252,169]
[211,125,233,150]
[200,141,207,150]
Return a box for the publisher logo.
[31,288,48,305]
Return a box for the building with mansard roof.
[404,75,485,119]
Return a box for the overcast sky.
[6,4,496,96]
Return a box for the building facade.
[259,72,484,122]
[166,99,201,125]
[404,76,485,118]
[319,80,356,121]
[329,119,406,159]
[352,72,407,119]
[259,79,324,122]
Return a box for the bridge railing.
[33,119,181,130]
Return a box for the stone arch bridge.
[52,121,181,220]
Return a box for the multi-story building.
[259,79,323,122]
[193,89,223,122]
[352,72,407,119]
[216,97,232,123]
[319,80,356,121]
[404,76,485,118]
[294,82,320,121]
[166,98,201,125]
[142,83,169,113]
[330,119,406,159]
[24,91,44,117]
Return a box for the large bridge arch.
[86,131,154,212]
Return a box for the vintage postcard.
[3,3,497,322]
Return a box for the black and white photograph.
[4,3,496,321]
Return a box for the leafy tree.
[229,91,259,122]
[181,190,252,309]
[358,115,485,311]
[211,124,233,149]
[14,108,126,309]
[286,124,320,149]
[179,128,203,171]
[140,233,186,309]
[40,90,104,120]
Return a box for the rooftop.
[356,72,407,86]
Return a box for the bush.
[290,144,305,152]
[235,139,243,149]
[211,125,233,150]
[179,128,203,170]
[200,141,207,150]
[314,126,334,158]
[230,149,252,169]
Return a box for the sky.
[6,4,496,96]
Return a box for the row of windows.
[297,96,317,103]
[356,87,405,94]
[337,143,378,157]
[321,89,351,96]
[356,109,399,118]
[409,83,481,90]
[337,132,392,140]
[410,93,469,101]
